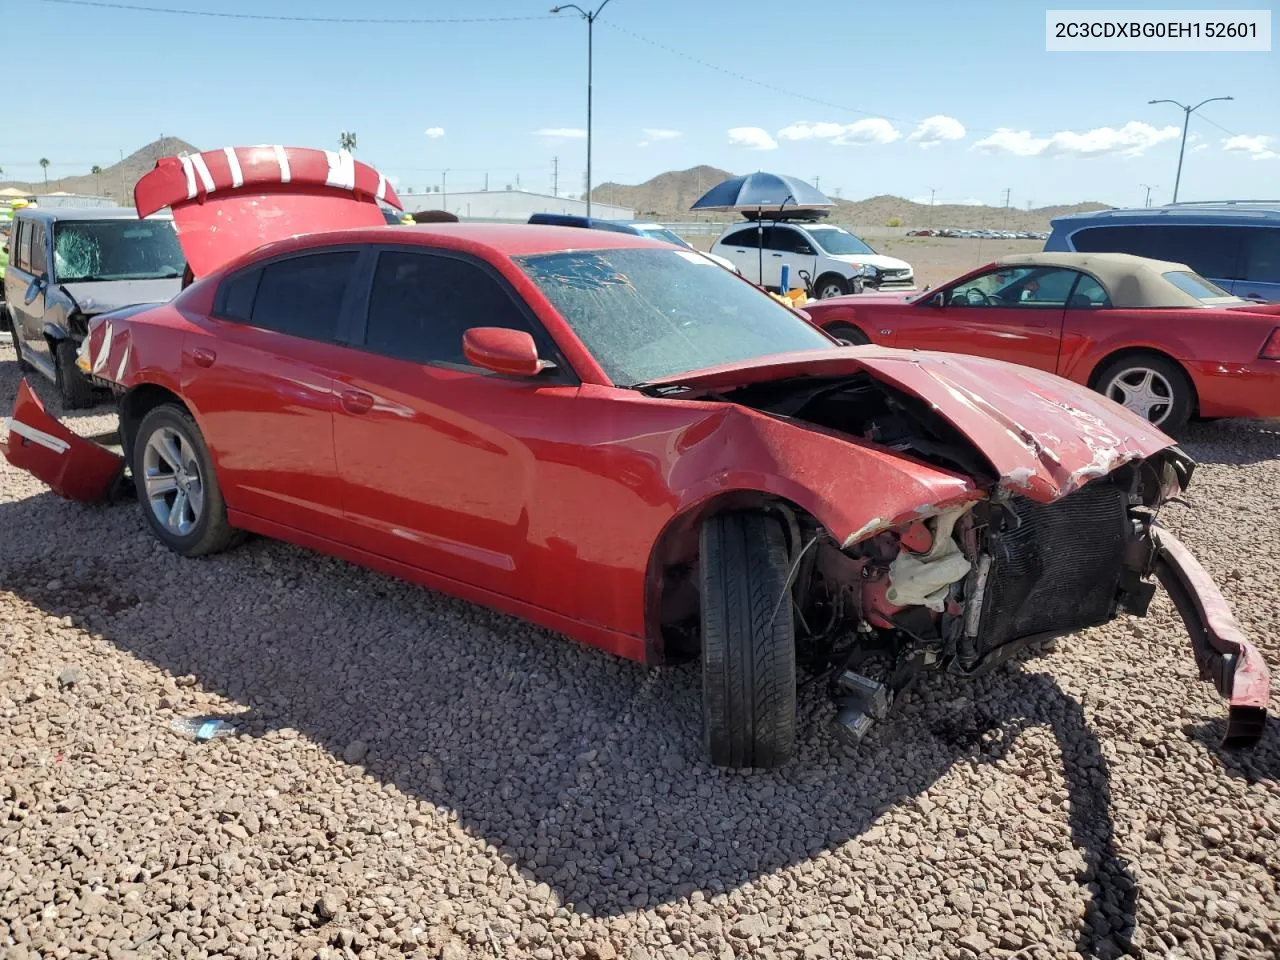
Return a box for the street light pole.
[1148,96,1232,203]
[551,0,612,219]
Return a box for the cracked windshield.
[53,219,185,282]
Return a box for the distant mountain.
[1,137,200,202]
[591,171,1112,231]
[591,165,736,218]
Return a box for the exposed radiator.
[977,481,1130,649]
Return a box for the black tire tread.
[813,273,850,299]
[132,404,240,558]
[826,321,871,345]
[700,512,797,769]
[55,339,95,409]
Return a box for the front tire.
[54,339,95,409]
[699,512,797,769]
[132,404,238,557]
[813,274,851,300]
[1093,353,1193,432]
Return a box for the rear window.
[1162,271,1235,302]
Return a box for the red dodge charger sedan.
[803,253,1280,432]
[2,146,1269,768]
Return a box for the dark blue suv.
[1044,202,1280,302]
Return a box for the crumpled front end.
[818,447,1270,749]
[1,379,126,503]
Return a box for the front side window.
[51,218,185,282]
[250,251,359,340]
[364,250,545,367]
[947,266,1084,308]
[16,221,32,272]
[515,247,832,385]
[806,226,875,256]
[765,228,814,254]
[29,224,47,276]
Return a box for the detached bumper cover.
[0,378,125,504]
[1152,525,1271,747]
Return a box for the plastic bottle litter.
[170,717,238,741]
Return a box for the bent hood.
[830,253,912,272]
[651,346,1177,502]
[61,278,182,318]
[134,145,402,277]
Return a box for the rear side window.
[1070,223,1247,280]
[217,268,262,322]
[1241,228,1280,285]
[1070,225,1157,257]
[363,250,552,368]
[249,251,359,340]
[722,228,759,248]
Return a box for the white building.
[404,189,634,222]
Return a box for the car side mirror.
[797,245,814,255]
[24,277,45,306]
[462,327,552,378]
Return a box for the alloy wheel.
[142,426,204,536]
[1104,367,1174,425]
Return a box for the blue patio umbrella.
[690,172,833,286]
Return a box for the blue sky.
[8,0,1277,207]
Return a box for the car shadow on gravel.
[0,490,1166,959]
[1177,418,1280,466]
[1183,719,1280,784]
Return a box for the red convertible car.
[1,147,1270,768]
[804,253,1280,432]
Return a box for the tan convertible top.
[990,251,1238,309]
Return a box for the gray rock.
[343,740,369,764]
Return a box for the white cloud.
[776,118,901,146]
[908,115,966,149]
[639,128,681,147]
[424,127,445,138]
[1192,143,1209,152]
[1222,134,1278,160]
[728,126,778,151]
[534,127,587,138]
[972,121,1180,158]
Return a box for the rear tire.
[826,321,870,345]
[132,404,239,558]
[1092,353,1193,433]
[54,339,95,409]
[699,512,797,769]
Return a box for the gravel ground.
[1,336,1278,960]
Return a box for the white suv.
[710,220,915,298]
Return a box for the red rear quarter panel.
[1059,307,1280,418]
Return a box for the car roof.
[17,206,173,222]
[1051,203,1280,228]
[991,251,1231,308]
[210,222,673,277]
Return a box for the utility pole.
[552,156,559,197]
[1149,96,1233,202]
[484,172,489,192]
[1140,183,1157,207]
[814,175,821,192]
[928,187,936,229]
[1001,188,1011,230]
[551,0,614,219]
[441,170,448,210]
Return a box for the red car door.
[893,265,1078,372]
[181,248,362,534]
[330,247,581,604]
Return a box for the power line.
[43,0,557,24]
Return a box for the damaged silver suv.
[3,207,184,407]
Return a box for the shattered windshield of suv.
[52,219,186,283]
[515,248,831,385]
